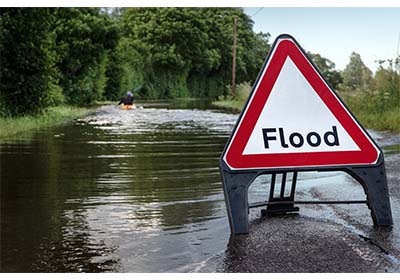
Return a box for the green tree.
[54,8,118,105]
[1,7,272,115]
[104,38,148,100]
[341,52,373,91]
[0,8,61,116]
[192,8,271,98]
[373,57,400,112]
[119,8,270,99]
[121,8,219,98]
[307,52,343,90]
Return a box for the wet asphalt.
[204,142,400,272]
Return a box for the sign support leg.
[262,171,299,216]
[346,161,393,226]
[221,170,258,234]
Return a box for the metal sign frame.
[220,34,392,235]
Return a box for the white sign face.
[243,57,360,155]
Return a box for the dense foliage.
[118,8,270,99]
[341,52,373,91]
[0,8,60,116]
[0,7,270,116]
[1,7,399,129]
[343,56,400,121]
[307,52,343,90]
[53,8,119,105]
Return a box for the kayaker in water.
[118,91,135,106]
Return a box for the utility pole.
[396,32,400,72]
[231,17,237,96]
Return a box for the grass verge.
[213,99,244,112]
[347,107,400,133]
[342,92,400,133]
[0,106,90,138]
[213,85,400,132]
[212,82,251,113]
[94,100,117,106]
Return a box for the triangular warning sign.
[222,35,380,170]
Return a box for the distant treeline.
[0,8,399,119]
[339,53,400,131]
[0,7,270,116]
[216,51,400,131]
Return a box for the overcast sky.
[243,7,400,73]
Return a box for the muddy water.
[0,101,399,272]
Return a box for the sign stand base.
[220,156,392,235]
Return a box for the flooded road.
[1,100,399,272]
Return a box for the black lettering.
[262,128,277,149]
[289,132,304,148]
[278,128,289,148]
[306,132,321,147]
[324,126,340,146]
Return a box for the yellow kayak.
[120,104,136,110]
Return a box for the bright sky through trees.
[244,7,400,72]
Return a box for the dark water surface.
[1,100,399,272]
[1,101,237,272]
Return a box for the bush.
[55,8,119,105]
[224,82,252,102]
[0,8,60,116]
[104,38,145,100]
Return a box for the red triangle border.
[223,38,380,170]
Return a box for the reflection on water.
[0,102,236,272]
[1,100,399,272]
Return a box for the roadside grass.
[212,82,251,112]
[0,106,90,138]
[94,100,116,106]
[341,90,400,133]
[213,99,243,112]
[213,84,400,132]
[349,108,399,132]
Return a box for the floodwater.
[0,100,399,272]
